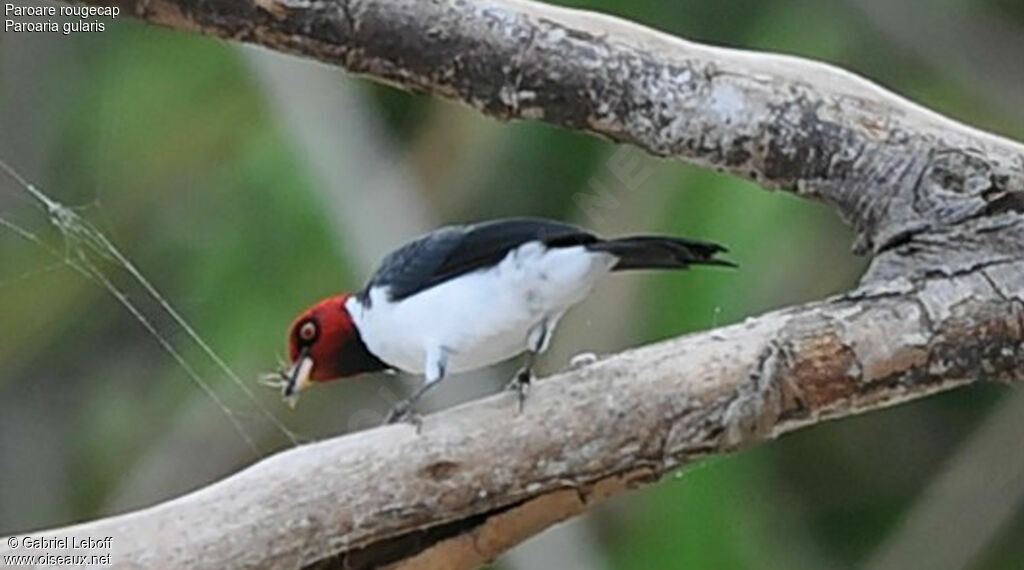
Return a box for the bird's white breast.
[347,243,615,376]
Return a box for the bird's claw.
[383,404,423,432]
[505,368,533,414]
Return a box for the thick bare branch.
[86,0,1024,264]
[5,260,1024,569]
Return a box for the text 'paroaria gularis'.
[268,217,734,424]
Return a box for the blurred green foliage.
[0,0,1021,568]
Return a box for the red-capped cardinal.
[271,217,733,423]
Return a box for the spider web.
[0,158,300,454]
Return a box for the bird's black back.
[360,218,598,303]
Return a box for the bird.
[268,217,733,424]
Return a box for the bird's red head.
[280,294,385,402]
[287,295,356,383]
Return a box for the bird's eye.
[299,321,317,342]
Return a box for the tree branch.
[5,266,1024,569]
[86,0,1024,262]
[15,0,1024,568]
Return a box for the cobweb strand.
[0,159,300,450]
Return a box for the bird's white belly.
[348,244,614,376]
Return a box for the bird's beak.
[283,347,314,408]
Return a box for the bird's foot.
[383,403,423,432]
[505,367,533,414]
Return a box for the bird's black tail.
[586,235,735,271]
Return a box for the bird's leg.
[383,346,448,429]
[507,318,554,413]
[383,381,435,429]
[506,350,536,414]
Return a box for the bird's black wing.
[361,218,598,303]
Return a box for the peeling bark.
[12,0,1024,568]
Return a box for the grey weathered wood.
[8,0,1022,568]
[85,0,1024,267]
[6,272,1024,569]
